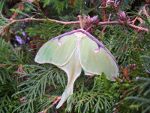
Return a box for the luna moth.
[35,29,119,109]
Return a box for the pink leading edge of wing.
[49,29,116,62]
[35,29,119,75]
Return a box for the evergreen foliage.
[0,0,150,113]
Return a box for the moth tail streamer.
[56,83,74,109]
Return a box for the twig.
[101,0,107,21]
[78,15,84,29]
[0,64,16,68]
[38,96,61,113]
[13,18,80,25]
[101,14,112,33]
[131,4,150,25]
[15,18,148,32]
[0,18,79,35]
[98,20,149,32]
[128,24,149,32]
[142,4,150,18]
[0,16,149,36]
[0,64,7,68]
[10,3,24,20]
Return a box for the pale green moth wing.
[34,29,119,109]
[79,34,119,80]
[35,34,77,66]
[56,49,81,109]
[56,32,85,109]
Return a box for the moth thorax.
[74,32,86,39]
